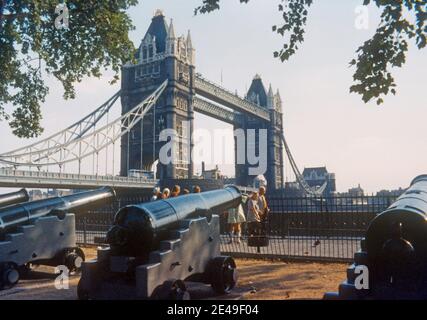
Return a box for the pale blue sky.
[0,0,426,193]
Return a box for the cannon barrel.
[106,185,242,257]
[0,186,116,231]
[364,174,427,289]
[0,189,29,208]
[324,175,427,299]
[366,175,427,258]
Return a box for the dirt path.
[236,259,346,300]
[0,247,347,300]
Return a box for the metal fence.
[75,194,150,245]
[220,195,396,262]
[76,194,397,262]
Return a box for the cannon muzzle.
[366,175,427,257]
[107,185,241,258]
[0,189,29,208]
[365,174,427,288]
[0,186,116,231]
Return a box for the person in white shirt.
[226,194,247,244]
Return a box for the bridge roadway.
[0,168,157,190]
[0,168,256,192]
[193,96,236,125]
[194,75,271,122]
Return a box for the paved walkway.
[76,231,361,261]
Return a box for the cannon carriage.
[325,175,427,299]
[78,186,242,300]
[0,187,116,290]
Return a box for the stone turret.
[186,30,195,65]
[142,10,168,54]
[267,84,275,109]
[275,89,282,112]
[166,19,176,55]
[186,30,192,49]
[247,74,268,108]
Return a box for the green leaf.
[0,0,138,138]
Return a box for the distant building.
[202,167,222,180]
[281,181,304,197]
[302,166,336,196]
[29,189,75,201]
[47,189,73,197]
[29,189,44,201]
[376,188,405,197]
[201,162,223,180]
[348,184,364,197]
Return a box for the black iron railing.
[76,194,397,262]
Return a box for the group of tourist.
[226,186,270,244]
[150,185,201,201]
[150,183,269,245]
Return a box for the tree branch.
[0,0,5,31]
[1,12,30,20]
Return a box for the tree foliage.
[195,0,427,105]
[0,0,138,138]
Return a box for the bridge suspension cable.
[0,81,168,168]
[280,133,328,197]
[0,73,323,195]
[0,91,121,160]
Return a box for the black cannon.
[0,187,116,290]
[325,175,427,299]
[0,189,29,208]
[0,186,115,231]
[78,186,242,300]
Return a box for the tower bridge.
[121,11,284,189]
[0,10,327,196]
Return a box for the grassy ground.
[0,247,347,300]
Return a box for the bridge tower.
[267,85,285,190]
[120,10,195,179]
[234,75,284,190]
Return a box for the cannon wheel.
[0,262,20,290]
[18,263,35,278]
[151,279,190,300]
[207,256,237,294]
[62,247,85,273]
